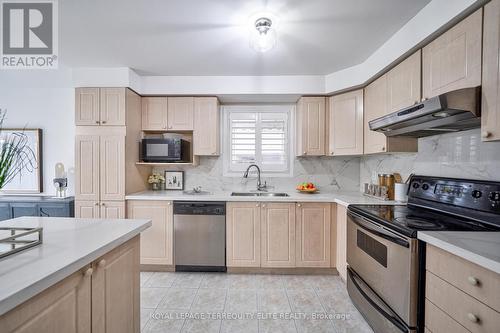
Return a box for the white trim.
[222,104,295,178]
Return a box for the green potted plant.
[0,110,36,189]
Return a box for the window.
[223,105,294,176]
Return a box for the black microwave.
[141,138,188,162]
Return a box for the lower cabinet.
[75,201,125,219]
[0,236,139,333]
[335,204,348,281]
[126,200,173,266]
[226,202,332,269]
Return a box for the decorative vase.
[151,183,160,191]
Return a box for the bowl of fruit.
[296,182,318,193]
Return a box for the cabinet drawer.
[425,299,470,333]
[426,271,500,333]
[426,245,500,310]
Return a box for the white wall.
[0,67,75,196]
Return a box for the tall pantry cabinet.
[75,88,147,219]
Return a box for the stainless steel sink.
[231,192,289,197]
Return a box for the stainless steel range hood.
[369,87,481,137]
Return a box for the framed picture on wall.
[0,129,43,193]
[164,171,184,190]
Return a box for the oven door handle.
[348,267,408,332]
[348,211,410,248]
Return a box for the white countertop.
[418,231,500,275]
[125,190,403,206]
[0,217,151,316]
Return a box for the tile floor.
[140,272,373,333]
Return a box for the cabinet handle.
[467,276,479,286]
[262,204,266,208]
[381,146,386,151]
[481,131,492,139]
[102,121,107,124]
[95,121,100,124]
[467,313,479,323]
[84,267,93,277]
[98,259,106,268]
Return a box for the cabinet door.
[99,135,125,201]
[99,88,126,126]
[261,203,295,268]
[328,90,364,156]
[193,97,220,156]
[167,97,194,130]
[422,9,482,99]
[0,203,11,221]
[482,0,500,141]
[336,204,348,281]
[296,97,326,156]
[127,200,173,265]
[92,236,140,333]
[296,203,331,267]
[100,201,125,219]
[364,75,389,154]
[0,270,91,333]
[226,202,261,267]
[141,97,168,131]
[75,200,100,218]
[75,135,100,201]
[10,203,38,218]
[75,88,100,126]
[387,50,421,113]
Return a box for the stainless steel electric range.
[346,175,500,333]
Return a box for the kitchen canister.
[394,183,409,202]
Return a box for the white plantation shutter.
[225,106,291,175]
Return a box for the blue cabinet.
[0,197,74,221]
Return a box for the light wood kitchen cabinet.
[422,9,482,100]
[141,97,168,131]
[387,50,421,112]
[75,88,126,126]
[75,88,100,126]
[328,90,364,156]
[0,269,91,333]
[99,135,125,201]
[92,236,140,333]
[127,200,173,266]
[193,97,220,155]
[261,203,296,268]
[226,202,261,267]
[335,204,348,281]
[167,97,194,130]
[75,200,100,219]
[296,97,326,156]
[295,202,331,267]
[75,135,100,202]
[482,0,500,142]
[100,201,126,219]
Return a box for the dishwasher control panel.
[173,201,226,215]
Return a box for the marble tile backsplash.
[154,156,361,193]
[360,129,500,189]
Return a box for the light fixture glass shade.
[250,18,277,52]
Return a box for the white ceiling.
[60,0,431,76]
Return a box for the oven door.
[346,210,419,328]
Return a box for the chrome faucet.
[243,164,267,191]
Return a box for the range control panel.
[408,176,500,213]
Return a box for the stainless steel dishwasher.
[173,201,226,272]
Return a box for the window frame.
[222,104,295,177]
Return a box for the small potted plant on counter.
[148,173,165,191]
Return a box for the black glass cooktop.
[348,204,500,238]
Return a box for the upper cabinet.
[76,88,126,126]
[328,90,364,156]
[167,97,194,130]
[193,97,220,156]
[422,9,482,100]
[296,97,326,156]
[364,75,390,154]
[387,50,421,112]
[141,97,168,131]
[482,0,500,141]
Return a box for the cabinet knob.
[168,126,172,129]
[84,267,93,277]
[262,204,266,208]
[101,202,105,206]
[95,121,100,124]
[255,204,259,207]
[381,146,386,151]
[94,202,99,206]
[297,203,302,207]
[163,126,167,129]
[98,259,106,268]
[467,313,479,323]
[167,202,171,205]
[303,152,307,155]
[481,131,492,139]
[330,152,334,155]
[102,121,107,124]
[467,276,479,286]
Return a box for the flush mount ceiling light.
[250,17,277,53]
